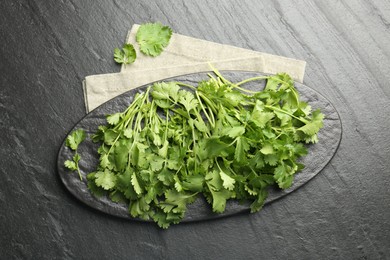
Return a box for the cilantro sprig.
[86,70,324,228]
[64,129,86,180]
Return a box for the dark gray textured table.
[1,1,389,259]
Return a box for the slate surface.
[1,0,390,259]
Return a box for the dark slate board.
[57,71,342,222]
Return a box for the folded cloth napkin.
[83,24,306,112]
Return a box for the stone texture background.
[1,0,389,259]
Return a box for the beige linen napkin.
[83,24,306,112]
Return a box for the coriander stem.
[265,105,309,124]
[175,82,196,90]
[230,84,260,94]
[75,151,83,180]
[195,91,215,128]
[235,76,268,87]
[77,166,82,180]
[208,63,232,85]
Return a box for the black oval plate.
[57,71,342,222]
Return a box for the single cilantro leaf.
[106,113,122,125]
[219,170,235,191]
[131,172,142,195]
[152,82,180,102]
[157,168,174,186]
[234,136,250,163]
[209,189,232,213]
[250,189,268,213]
[260,143,274,155]
[205,170,223,191]
[193,119,209,133]
[123,128,133,139]
[251,110,274,129]
[149,154,165,171]
[136,22,172,57]
[64,160,77,171]
[129,197,150,220]
[87,172,106,197]
[95,170,117,190]
[182,175,204,192]
[73,153,81,164]
[66,129,86,150]
[298,109,324,136]
[103,129,118,145]
[222,126,245,138]
[114,43,136,64]
[114,140,130,172]
[160,189,196,214]
[179,91,198,112]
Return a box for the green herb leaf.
[136,22,172,57]
[114,43,136,64]
[66,129,86,151]
[95,170,117,190]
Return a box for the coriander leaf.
[114,43,136,64]
[182,175,204,192]
[87,172,106,197]
[219,170,235,191]
[221,126,245,138]
[250,189,268,213]
[209,189,232,213]
[123,128,133,139]
[73,153,81,164]
[100,154,112,169]
[298,109,324,137]
[178,91,198,112]
[161,189,196,214]
[129,197,150,220]
[66,129,86,151]
[149,154,165,171]
[158,140,169,158]
[251,110,274,129]
[114,140,130,172]
[174,175,184,192]
[157,168,174,186]
[264,154,278,166]
[260,143,274,155]
[152,82,180,102]
[198,138,233,160]
[95,170,117,190]
[109,190,127,203]
[103,129,118,145]
[131,172,142,195]
[136,22,172,57]
[234,136,250,163]
[106,113,122,125]
[64,160,77,171]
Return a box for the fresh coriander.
[114,43,137,65]
[87,70,324,228]
[64,129,86,180]
[136,22,172,57]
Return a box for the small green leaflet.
[84,69,324,228]
[114,43,136,65]
[66,129,86,151]
[136,22,173,57]
[64,129,86,180]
